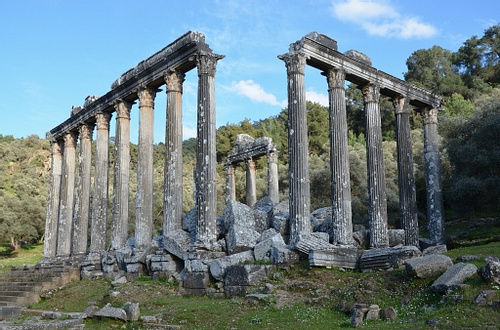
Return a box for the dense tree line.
[1,24,499,250]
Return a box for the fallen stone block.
[309,246,362,269]
[271,245,299,265]
[0,306,23,321]
[295,233,336,254]
[405,254,453,278]
[224,264,272,287]
[163,229,191,260]
[123,301,140,321]
[210,250,255,281]
[94,303,128,321]
[480,259,500,283]
[381,307,397,320]
[254,229,286,262]
[474,290,498,306]
[388,229,405,247]
[359,246,421,270]
[184,271,210,290]
[431,263,478,292]
[365,304,380,321]
[422,244,448,255]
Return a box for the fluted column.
[422,107,444,244]
[394,96,419,246]
[325,68,353,245]
[57,131,78,257]
[363,83,389,248]
[267,151,279,204]
[90,112,111,253]
[225,164,236,203]
[72,123,94,256]
[195,52,224,246]
[44,139,63,259]
[246,158,257,206]
[279,51,311,245]
[136,86,157,249]
[164,69,185,235]
[111,100,132,250]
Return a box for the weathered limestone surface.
[309,246,362,269]
[254,229,286,262]
[245,158,257,206]
[44,140,63,259]
[72,123,94,255]
[209,250,255,281]
[431,263,478,292]
[111,100,132,250]
[57,131,77,257]
[404,255,453,278]
[359,246,421,270]
[278,51,311,245]
[90,112,111,253]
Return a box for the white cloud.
[231,80,286,107]
[331,0,437,39]
[306,90,329,107]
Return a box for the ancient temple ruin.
[42,31,444,294]
[225,134,279,206]
[278,33,443,248]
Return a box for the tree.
[404,46,467,97]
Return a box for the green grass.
[0,243,43,275]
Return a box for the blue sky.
[0,0,498,142]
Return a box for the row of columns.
[225,151,280,207]
[280,52,444,248]
[44,52,223,259]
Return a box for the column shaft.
[72,123,94,255]
[279,52,311,244]
[363,83,389,248]
[57,131,77,257]
[326,68,353,245]
[43,140,63,259]
[164,70,185,235]
[246,158,257,206]
[195,52,223,246]
[225,164,236,203]
[90,112,111,253]
[267,152,279,204]
[111,101,132,249]
[136,87,156,249]
[422,107,445,244]
[394,96,419,246]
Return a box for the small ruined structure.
[278,33,443,248]
[225,134,279,206]
[40,32,444,296]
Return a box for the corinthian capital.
[137,86,157,108]
[114,99,133,119]
[278,52,307,75]
[393,95,410,115]
[95,112,111,131]
[79,122,95,140]
[421,107,439,125]
[324,68,346,89]
[164,69,185,93]
[362,83,380,103]
[63,131,78,149]
[196,52,224,77]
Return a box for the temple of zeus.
[43,32,444,278]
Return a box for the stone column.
[279,51,311,244]
[422,107,445,244]
[56,131,78,257]
[246,158,257,206]
[111,100,132,250]
[164,69,185,235]
[225,163,236,203]
[72,123,94,256]
[195,52,224,247]
[136,86,157,249]
[363,83,389,248]
[43,139,63,259]
[325,68,353,246]
[394,96,419,246]
[90,112,111,253]
[267,151,279,204]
